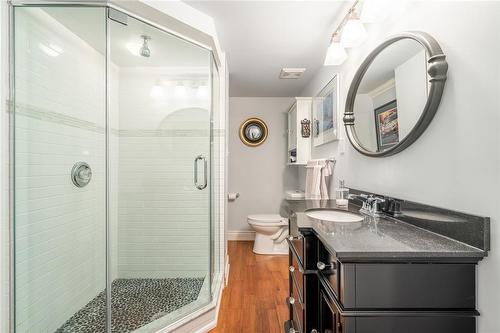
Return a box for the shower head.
[140,35,151,58]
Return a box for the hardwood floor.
[209,241,289,333]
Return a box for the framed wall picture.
[313,75,339,147]
[374,100,399,151]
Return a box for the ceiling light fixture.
[324,33,347,66]
[341,11,367,48]
[323,0,383,67]
[140,35,151,58]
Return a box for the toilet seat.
[247,214,288,226]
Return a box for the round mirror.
[344,32,448,157]
[239,118,268,146]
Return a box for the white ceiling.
[185,1,346,97]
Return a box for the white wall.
[299,2,500,332]
[228,97,297,235]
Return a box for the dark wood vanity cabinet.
[286,229,479,333]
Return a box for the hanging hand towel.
[305,159,326,200]
[320,160,336,200]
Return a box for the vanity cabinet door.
[319,290,337,333]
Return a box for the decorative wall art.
[239,117,269,147]
[313,75,339,146]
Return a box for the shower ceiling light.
[140,35,151,58]
[341,14,367,48]
[38,43,62,57]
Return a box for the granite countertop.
[285,199,487,261]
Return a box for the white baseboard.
[227,230,255,241]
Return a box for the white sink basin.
[306,209,364,223]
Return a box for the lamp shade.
[324,41,347,66]
[341,18,367,48]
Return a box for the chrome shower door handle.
[194,155,207,190]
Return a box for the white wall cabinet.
[287,97,312,165]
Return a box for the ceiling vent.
[279,68,306,79]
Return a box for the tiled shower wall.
[14,8,107,332]
[12,6,225,333]
[116,68,211,279]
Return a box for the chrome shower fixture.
[140,35,151,57]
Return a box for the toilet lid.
[248,214,288,224]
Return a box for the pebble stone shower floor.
[55,278,205,333]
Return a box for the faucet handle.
[381,197,402,216]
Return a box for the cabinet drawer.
[319,280,477,333]
[287,231,317,270]
[350,263,476,309]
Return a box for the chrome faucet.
[348,194,385,217]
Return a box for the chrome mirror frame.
[343,31,448,157]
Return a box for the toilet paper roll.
[228,192,240,201]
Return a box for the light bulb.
[341,17,367,48]
[360,0,391,23]
[150,83,164,99]
[324,41,347,66]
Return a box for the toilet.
[247,214,289,255]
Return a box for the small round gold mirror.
[239,118,268,147]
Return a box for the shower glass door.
[12,5,215,333]
[107,9,212,332]
[12,6,107,333]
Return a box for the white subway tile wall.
[115,68,211,279]
[12,6,225,332]
[14,7,107,332]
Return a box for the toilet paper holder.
[228,192,240,201]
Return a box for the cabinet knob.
[288,234,303,241]
[289,266,295,272]
[317,261,336,271]
[288,297,295,305]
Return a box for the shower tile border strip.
[12,104,224,137]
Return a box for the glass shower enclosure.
[11,4,221,333]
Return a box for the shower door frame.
[6,2,225,332]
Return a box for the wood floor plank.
[209,241,288,333]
